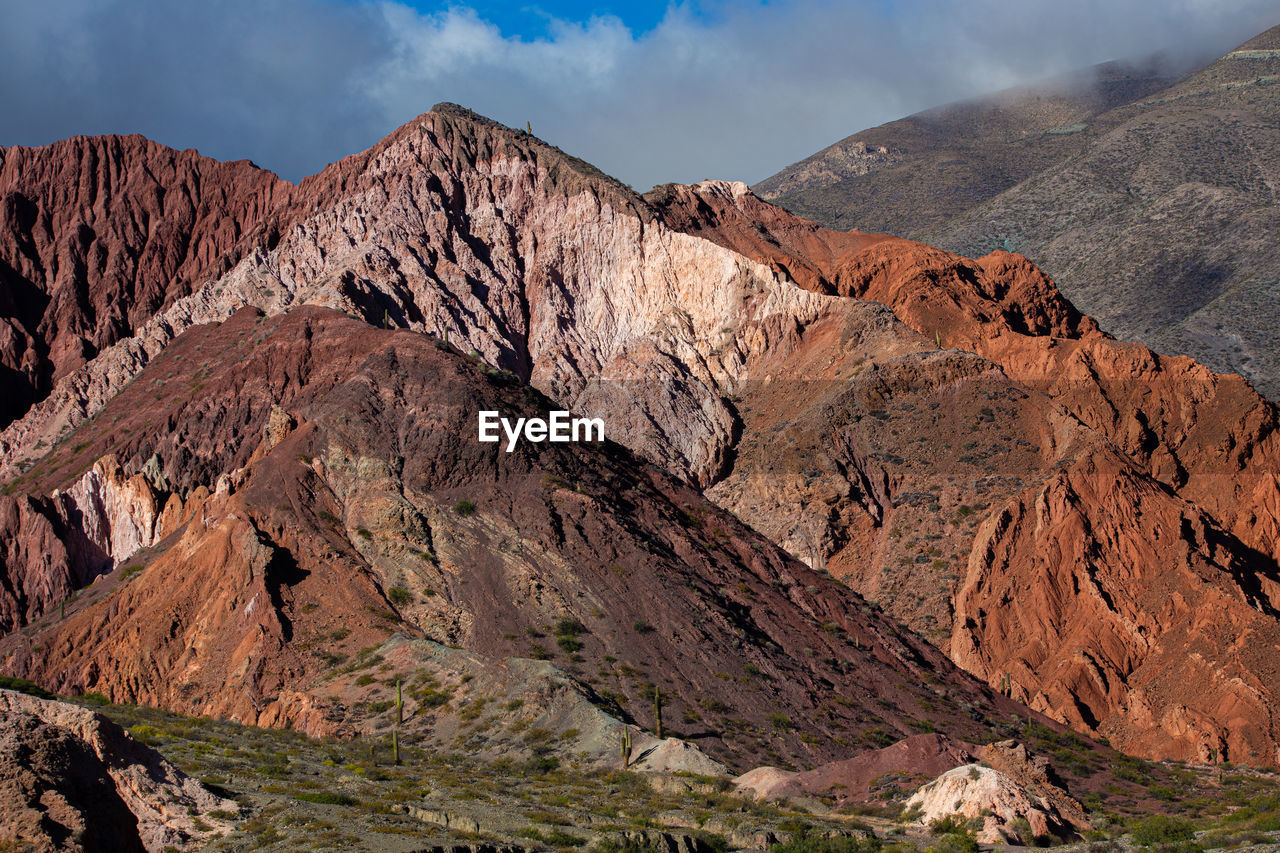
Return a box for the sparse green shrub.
[925,836,978,853]
[929,815,968,836]
[387,587,411,606]
[1131,815,1197,846]
[0,676,55,699]
[129,724,161,744]
[768,823,881,853]
[453,499,476,517]
[295,791,358,806]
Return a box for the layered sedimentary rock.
[0,307,1049,772]
[0,457,183,632]
[0,106,837,489]
[653,179,1280,765]
[5,105,1280,769]
[0,134,289,428]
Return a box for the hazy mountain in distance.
[757,24,1280,401]
[754,57,1191,234]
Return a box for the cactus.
[654,686,664,740]
[999,672,1012,697]
[935,330,942,349]
[393,679,403,765]
[620,727,633,768]
[526,121,532,134]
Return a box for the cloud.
[0,0,1275,188]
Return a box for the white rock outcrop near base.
[903,763,1072,844]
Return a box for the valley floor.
[48,693,1280,853]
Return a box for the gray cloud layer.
[0,0,1276,188]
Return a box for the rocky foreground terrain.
[0,686,234,851]
[2,96,1280,848]
[759,23,1280,402]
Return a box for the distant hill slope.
[922,25,1280,399]
[754,58,1187,234]
[758,25,1280,400]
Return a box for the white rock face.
[733,765,799,800]
[903,763,1072,844]
[59,457,170,568]
[627,735,730,776]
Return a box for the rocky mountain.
[757,25,1280,401]
[3,101,1280,779]
[0,135,289,429]
[650,179,1280,766]
[754,57,1186,234]
[0,306,1041,772]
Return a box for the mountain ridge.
[756,23,1280,401]
[4,104,1280,770]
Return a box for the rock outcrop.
[0,134,289,429]
[904,763,1080,844]
[0,688,235,852]
[736,733,978,804]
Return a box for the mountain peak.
[423,102,656,219]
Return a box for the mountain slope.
[755,24,1280,402]
[754,58,1187,234]
[0,104,835,490]
[0,306,1044,771]
[923,24,1280,399]
[0,135,289,428]
[651,180,1280,766]
[5,106,1280,768]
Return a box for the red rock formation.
[950,450,1280,765]
[6,107,1280,770]
[1,307,1049,771]
[0,135,289,427]
[656,180,1280,765]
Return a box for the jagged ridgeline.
[3,78,1280,850]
